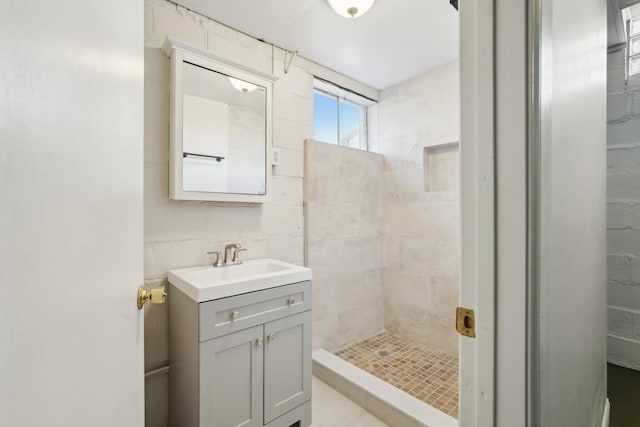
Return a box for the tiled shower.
[305,61,461,419]
[335,332,458,418]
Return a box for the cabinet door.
[263,311,311,424]
[200,325,264,427]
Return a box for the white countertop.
[168,258,312,302]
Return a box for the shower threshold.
[312,333,458,427]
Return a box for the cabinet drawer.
[199,281,311,341]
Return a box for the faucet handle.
[207,251,222,267]
[232,248,247,263]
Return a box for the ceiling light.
[328,0,376,18]
[228,77,257,93]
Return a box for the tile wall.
[305,140,385,351]
[306,60,461,357]
[378,61,461,357]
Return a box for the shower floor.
[334,331,459,418]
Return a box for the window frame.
[623,7,640,79]
[629,18,640,77]
[312,78,376,151]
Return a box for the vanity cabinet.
[169,281,312,427]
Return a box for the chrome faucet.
[207,244,247,267]
[206,251,223,267]
[223,243,247,265]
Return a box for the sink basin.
[168,258,312,302]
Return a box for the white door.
[460,0,608,426]
[0,2,144,427]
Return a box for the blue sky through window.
[314,91,364,148]
[339,101,360,148]
[313,92,338,144]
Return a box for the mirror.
[163,38,275,202]
[182,62,266,195]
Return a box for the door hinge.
[456,307,476,338]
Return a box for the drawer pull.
[287,297,296,306]
[255,337,264,347]
[267,333,277,343]
[230,311,240,321]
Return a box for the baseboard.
[607,334,640,371]
[601,398,610,427]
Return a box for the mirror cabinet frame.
[162,37,276,202]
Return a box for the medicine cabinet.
[162,37,277,202]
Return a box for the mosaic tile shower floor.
[334,331,459,419]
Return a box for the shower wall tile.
[143,2,378,425]
[306,201,380,241]
[384,299,457,357]
[383,168,458,203]
[378,61,461,356]
[307,237,381,280]
[426,145,460,192]
[306,140,385,351]
[326,269,383,311]
[383,201,460,241]
[313,315,342,351]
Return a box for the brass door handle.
[137,285,166,309]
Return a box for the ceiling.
[172,0,460,90]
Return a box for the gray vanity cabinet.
[200,325,264,427]
[264,311,311,423]
[169,281,312,427]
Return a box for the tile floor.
[334,331,459,418]
[312,376,388,427]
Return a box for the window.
[623,5,640,78]
[313,79,375,151]
[629,16,640,76]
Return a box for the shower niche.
[423,141,460,192]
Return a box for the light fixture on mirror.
[228,77,258,93]
[328,0,376,18]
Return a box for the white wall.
[607,48,640,370]
[143,1,377,425]
[305,140,385,351]
[377,61,461,357]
